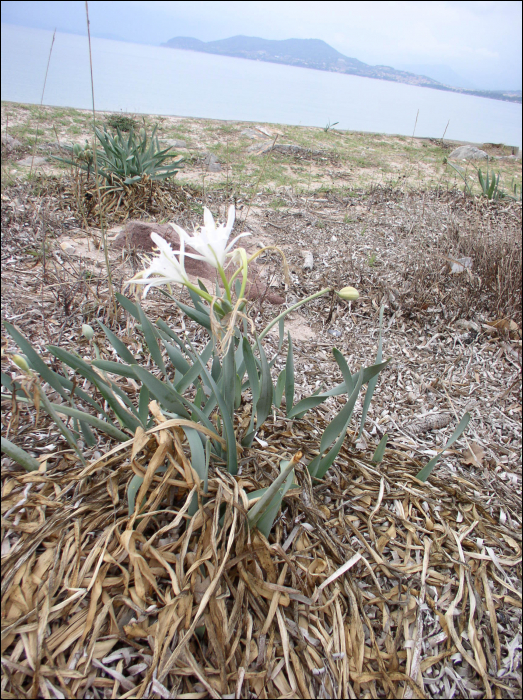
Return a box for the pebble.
[328,329,342,337]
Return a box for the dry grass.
[2,407,521,699]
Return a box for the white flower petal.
[225,232,251,253]
[203,207,215,231]
[226,205,235,232]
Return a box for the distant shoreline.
[162,37,522,105]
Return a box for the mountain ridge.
[162,35,521,104]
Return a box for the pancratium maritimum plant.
[4,204,470,536]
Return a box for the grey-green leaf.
[50,404,130,441]
[415,413,471,483]
[372,434,388,463]
[1,436,40,472]
[137,304,166,375]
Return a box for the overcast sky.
[2,0,521,90]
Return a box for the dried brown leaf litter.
[1,406,521,699]
[2,182,522,697]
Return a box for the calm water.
[2,23,521,146]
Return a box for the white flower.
[172,205,250,269]
[129,233,189,297]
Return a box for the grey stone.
[202,153,221,171]
[162,139,187,149]
[2,133,22,149]
[448,145,488,161]
[16,156,47,166]
[450,257,473,274]
[247,141,272,154]
[241,128,261,139]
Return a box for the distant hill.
[396,63,478,90]
[162,35,521,104]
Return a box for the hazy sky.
[2,1,521,90]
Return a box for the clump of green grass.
[105,113,139,132]
[269,197,287,210]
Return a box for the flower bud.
[12,354,30,371]
[82,324,95,340]
[337,286,359,301]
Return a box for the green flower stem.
[236,249,249,301]
[215,262,233,304]
[185,281,214,304]
[258,288,333,342]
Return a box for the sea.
[1,23,521,147]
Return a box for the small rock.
[328,329,342,337]
[331,236,337,242]
[247,141,272,154]
[303,251,314,270]
[60,241,76,254]
[448,145,488,161]
[2,133,22,149]
[407,391,416,404]
[450,257,473,274]
[455,319,480,333]
[202,153,221,172]
[17,156,47,166]
[241,129,261,139]
[162,139,187,149]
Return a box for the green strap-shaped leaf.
[47,345,109,386]
[115,292,140,320]
[4,323,67,399]
[187,287,209,316]
[137,304,166,376]
[285,333,294,415]
[97,321,137,364]
[242,338,260,441]
[79,420,97,447]
[37,388,87,465]
[92,360,138,378]
[2,371,20,393]
[287,360,389,419]
[415,413,471,483]
[255,462,295,538]
[176,341,213,393]
[1,436,40,471]
[332,348,355,396]
[247,458,295,531]
[372,434,388,463]
[211,355,222,383]
[190,346,238,476]
[156,320,189,354]
[222,338,236,422]
[308,372,364,480]
[138,385,150,427]
[132,365,190,418]
[274,370,286,409]
[175,300,212,331]
[358,305,385,439]
[50,404,130,441]
[255,339,273,430]
[183,426,208,492]
[162,340,191,375]
[320,371,363,454]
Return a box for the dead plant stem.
[29,29,56,177]
[84,1,116,318]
